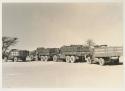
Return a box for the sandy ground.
[2,60,124,88]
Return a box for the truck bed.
[60,45,90,56]
[94,47,123,57]
[60,45,89,52]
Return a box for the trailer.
[85,46,123,65]
[8,49,29,62]
[54,45,90,63]
[36,47,60,61]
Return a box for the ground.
[2,60,124,88]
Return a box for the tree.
[85,39,95,48]
[84,39,96,58]
[2,36,18,58]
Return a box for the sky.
[2,3,123,51]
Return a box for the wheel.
[40,56,44,61]
[26,56,28,61]
[70,56,76,63]
[44,56,48,62]
[99,58,105,66]
[66,56,70,63]
[53,55,58,62]
[14,57,18,62]
[28,56,32,62]
[86,57,92,64]
[30,55,34,61]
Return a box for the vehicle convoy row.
[3,45,123,66]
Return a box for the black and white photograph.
[1,0,124,88]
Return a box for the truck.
[85,46,123,65]
[53,45,90,63]
[29,50,37,61]
[36,47,60,61]
[7,49,29,62]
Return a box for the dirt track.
[2,61,124,88]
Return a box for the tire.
[35,56,38,61]
[70,56,76,63]
[99,58,105,66]
[66,56,70,63]
[40,56,44,61]
[14,57,18,62]
[53,55,58,62]
[44,56,48,62]
[30,55,34,61]
[86,57,92,64]
[26,56,31,62]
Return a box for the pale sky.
[2,3,123,50]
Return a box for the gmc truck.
[7,49,29,62]
[53,45,90,63]
[36,47,60,61]
[85,46,123,65]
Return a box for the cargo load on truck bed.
[59,45,90,63]
[37,47,50,56]
[60,45,89,52]
[60,45,90,55]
